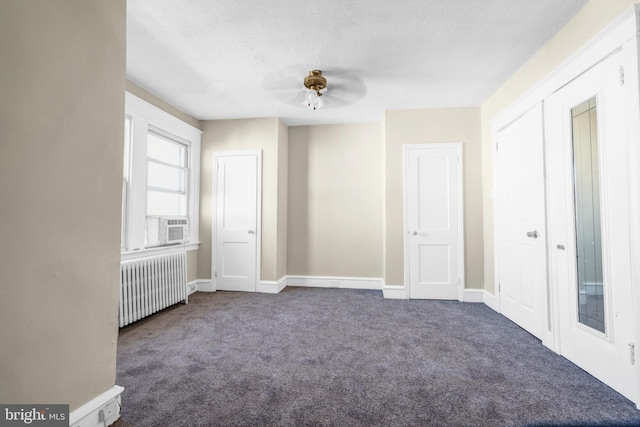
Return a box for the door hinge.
[496,143,499,152]
[214,271,218,278]
[498,282,501,292]
[630,343,635,365]
[619,65,625,86]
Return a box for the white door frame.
[211,150,262,291]
[623,20,640,410]
[403,143,465,301]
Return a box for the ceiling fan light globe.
[305,91,318,103]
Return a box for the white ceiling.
[126,0,588,126]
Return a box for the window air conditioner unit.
[146,216,189,247]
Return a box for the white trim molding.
[461,289,484,303]
[382,285,409,299]
[194,279,215,292]
[69,385,124,427]
[121,242,199,261]
[483,290,499,312]
[187,280,198,295]
[287,275,383,290]
[258,276,287,294]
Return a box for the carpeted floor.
[115,287,640,426]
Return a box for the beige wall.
[384,108,483,288]
[480,0,637,293]
[0,0,125,410]
[198,118,287,282]
[125,81,202,282]
[288,123,384,277]
[276,120,289,279]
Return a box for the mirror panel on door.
[571,97,605,334]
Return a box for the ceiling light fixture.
[303,70,327,110]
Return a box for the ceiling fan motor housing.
[304,70,327,94]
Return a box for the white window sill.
[121,242,199,261]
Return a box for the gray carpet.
[116,287,640,426]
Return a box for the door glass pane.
[571,97,605,333]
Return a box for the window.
[122,92,201,253]
[146,130,189,217]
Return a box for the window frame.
[122,92,201,255]
[122,115,132,251]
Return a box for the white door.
[213,152,261,292]
[546,51,635,400]
[496,104,547,340]
[405,144,463,300]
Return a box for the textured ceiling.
[126,0,588,126]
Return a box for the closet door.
[495,103,547,339]
[546,50,635,401]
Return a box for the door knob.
[557,244,565,250]
[526,230,539,239]
[412,231,418,236]
[248,230,255,234]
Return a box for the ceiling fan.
[263,66,367,111]
[302,70,328,110]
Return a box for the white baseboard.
[195,279,215,292]
[69,385,124,427]
[194,276,501,313]
[382,286,498,304]
[197,276,383,294]
[382,285,408,299]
[483,290,499,312]
[286,275,383,290]
[257,276,287,294]
[187,280,198,295]
[461,289,484,303]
